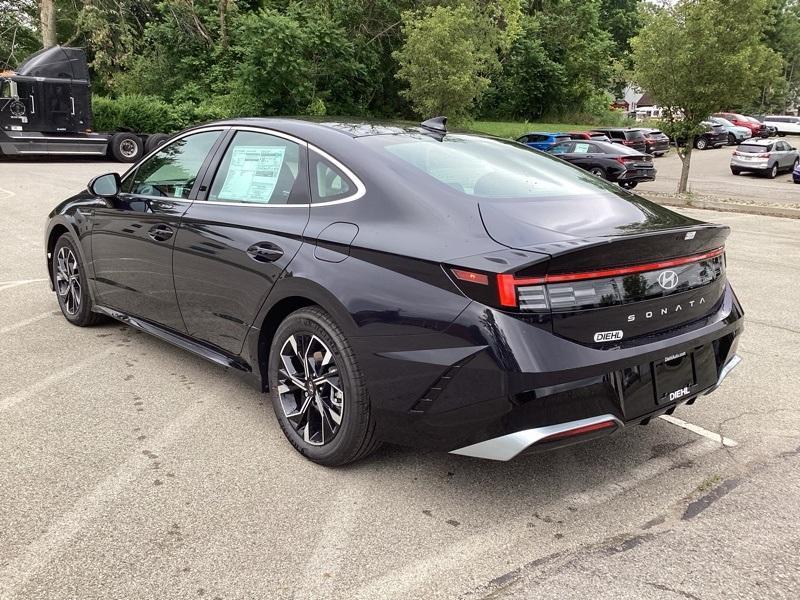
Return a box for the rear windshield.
[737,144,770,153]
[625,130,645,140]
[362,134,621,198]
[554,135,570,143]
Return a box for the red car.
[713,112,765,137]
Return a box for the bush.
[91,95,234,133]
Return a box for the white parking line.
[659,414,738,447]
[0,311,59,335]
[0,278,49,292]
[0,186,15,200]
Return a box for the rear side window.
[312,155,355,202]
[208,131,304,205]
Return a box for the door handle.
[246,242,283,263]
[147,224,175,242]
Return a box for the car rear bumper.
[362,282,744,456]
[731,157,770,170]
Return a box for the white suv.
[730,138,799,178]
[762,115,800,135]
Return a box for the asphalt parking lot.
[638,135,800,206]
[1,159,799,600]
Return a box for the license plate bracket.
[654,351,696,404]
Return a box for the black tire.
[110,132,143,163]
[589,167,606,179]
[619,181,638,189]
[768,163,778,179]
[728,133,736,146]
[52,233,103,327]
[694,137,708,150]
[267,306,380,466]
[145,133,170,154]
[731,168,741,175]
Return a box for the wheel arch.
[45,221,74,289]
[250,279,360,390]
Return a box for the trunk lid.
[478,193,730,344]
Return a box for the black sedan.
[547,139,656,189]
[45,117,743,465]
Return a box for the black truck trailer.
[0,46,168,162]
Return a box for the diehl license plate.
[654,351,695,404]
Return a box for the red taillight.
[545,247,724,284]
[451,268,489,285]
[541,420,617,442]
[496,273,545,307]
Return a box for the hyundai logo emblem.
[658,270,679,290]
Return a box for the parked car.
[676,122,727,150]
[588,127,647,153]
[794,160,800,183]
[762,115,800,136]
[744,116,774,138]
[516,131,571,151]
[639,128,670,156]
[730,138,799,178]
[43,116,743,464]
[713,112,765,137]
[565,131,611,142]
[547,139,656,189]
[708,116,751,145]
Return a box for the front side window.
[209,131,303,205]
[129,131,220,198]
[549,142,572,155]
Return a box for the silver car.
[730,138,799,178]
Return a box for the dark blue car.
[517,132,571,151]
[794,161,800,183]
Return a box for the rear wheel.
[619,181,638,189]
[589,167,606,179]
[728,133,736,146]
[110,132,143,163]
[52,234,103,326]
[768,163,778,179]
[731,168,741,175]
[144,133,170,154]
[267,307,380,466]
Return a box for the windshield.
[737,144,770,153]
[713,117,733,127]
[362,133,622,198]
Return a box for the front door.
[173,129,310,355]
[90,129,224,331]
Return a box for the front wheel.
[267,307,380,466]
[52,234,103,326]
[731,168,741,176]
[619,181,638,189]
[767,164,778,179]
[695,137,708,150]
[728,133,736,146]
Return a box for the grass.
[469,120,596,139]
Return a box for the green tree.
[632,0,780,193]
[393,4,501,122]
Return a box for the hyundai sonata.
[45,117,744,465]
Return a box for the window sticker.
[573,143,591,153]
[218,146,286,203]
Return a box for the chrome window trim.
[196,126,367,208]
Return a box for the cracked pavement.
[1,160,798,599]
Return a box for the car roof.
[519,131,567,137]
[591,127,642,132]
[740,138,775,146]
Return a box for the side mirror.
[88,172,121,198]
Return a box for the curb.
[640,193,800,220]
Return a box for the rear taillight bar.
[539,419,618,443]
[491,246,724,309]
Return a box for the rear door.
[91,128,225,331]
[172,128,310,355]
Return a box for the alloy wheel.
[277,334,344,446]
[119,139,139,159]
[55,246,81,315]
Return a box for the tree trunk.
[218,0,229,51]
[677,135,693,194]
[40,0,57,48]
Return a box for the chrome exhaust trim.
[449,414,623,461]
